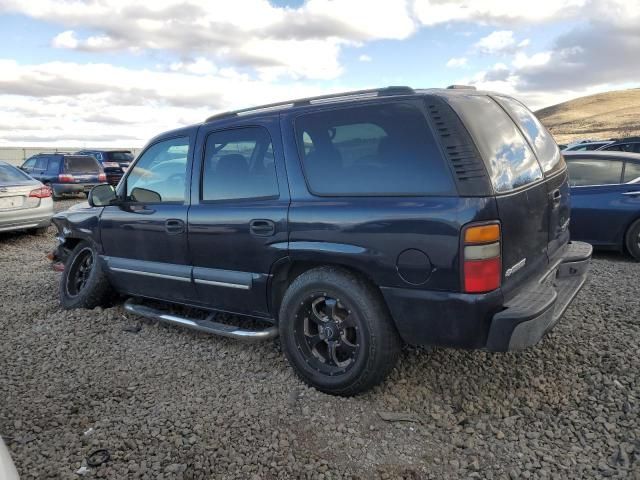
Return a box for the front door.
[99,134,196,303]
[187,120,289,318]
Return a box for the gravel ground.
[1,198,639,479]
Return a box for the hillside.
[535,88,640,144]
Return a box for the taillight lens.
[29,186,52,198]
[462,222,501,293]
[58,174,74,183]
[98,173,107,182]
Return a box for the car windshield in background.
[448,94,543,193]
[106,152,134,162]
[64,156,100,173]
[0,163,31,183]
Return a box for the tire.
[625,219,640,261]
[60,241,113,309]
[278,266,401,396]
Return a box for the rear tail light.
[98,173,107,182]
[462,222,501,293]
[29,186,52,198]
[58,174,74,183]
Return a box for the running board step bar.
[124,299,278,342]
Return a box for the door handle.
[165,218,185,235]
[550,189,562,206]
[249,219,275,237]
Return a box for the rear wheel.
[625,219,640,261]
[278,267,401,396]
[60,241,113,309]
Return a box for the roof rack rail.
[446,84,476,90]
[205,86,415,123]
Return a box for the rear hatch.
[105,151,134,171]
[446,93,569,297]
[0,163,41,211]
[62,156,103,184]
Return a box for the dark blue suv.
[75,150,134,186]
[21,153,105,199]
[50,87,592,395]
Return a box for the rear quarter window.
[295,101,455,196]
[447,95,543,193]
[494,95,563,174]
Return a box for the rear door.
[187,118,289,317]
[447,94,551,296]
[493,95,570,261]
[188,118,289,317]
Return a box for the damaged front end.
[48,201,103,271]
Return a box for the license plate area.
[0,196,24,209]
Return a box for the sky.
[0,0,638,147]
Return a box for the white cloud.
[446,57,468,68]
[0,59,339,146]
[474,30,528,55]
[52,30,78,49]
[358,54,372,62]
[413,0,586,26]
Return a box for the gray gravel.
[1,198,639,479]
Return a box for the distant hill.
[535,88,640,144]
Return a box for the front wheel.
[625,219,640,261]
[60,241,113,309]
[278,267,401,396]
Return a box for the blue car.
[565,151,640,260]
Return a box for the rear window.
[448,95,543,193]
[106,151,134,162]
[63,156,100,173]
[494,95,563,174]
[0,163,31,182]
[295,102,455,196]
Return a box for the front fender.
[51,203,104,259]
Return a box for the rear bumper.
[52,183,98,196]
[0,199,54,232]
[381,241,592,350]
[486,241,592,351]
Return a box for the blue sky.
[0,0,637,146]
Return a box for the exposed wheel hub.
[293,294,360,375]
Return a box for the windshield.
[0,163,31,183]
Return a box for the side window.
[448,95,543,193]
[22,158,37,170]
[295,102,455,196]
[202,127,279,201]
[126,137,189,203]
[34,157,49,171]
[47,157,61,173]
[495,96,562,174]
[565,159,623,186]
[624,161,640,183]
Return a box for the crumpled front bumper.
[486,241,592,352]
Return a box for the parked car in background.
[51,86,591,395]
[21,153,106,199]
[597,136,640,154]
[563,140,614,152]
[565,151,640,260]
[0,438,19,480]
[76,150,134,186]
[0,160,53,234]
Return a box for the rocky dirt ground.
[1,198,639,479]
